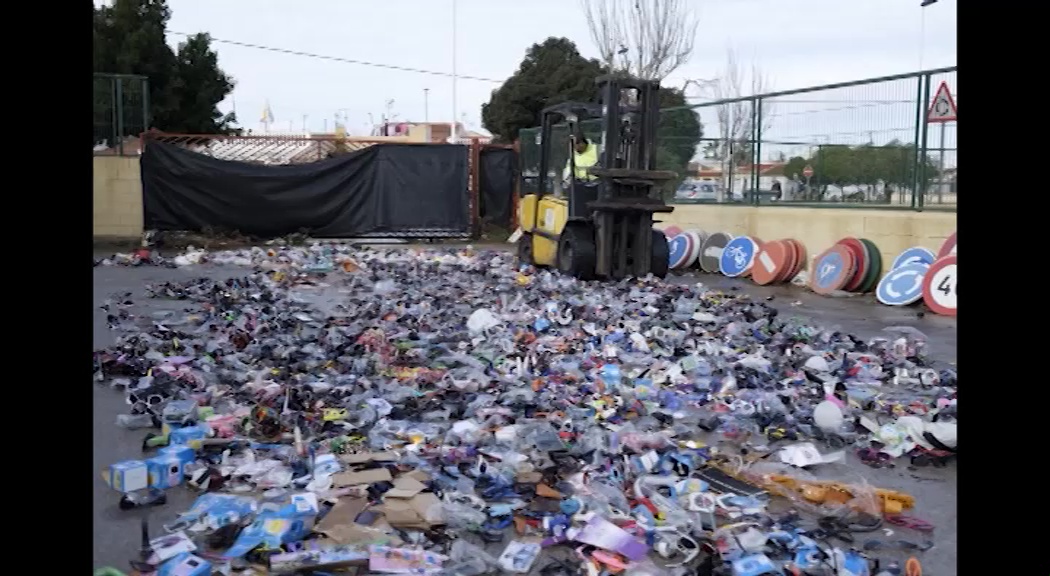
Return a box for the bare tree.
[690,49,774,201]
[581,0,699,81]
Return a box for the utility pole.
[450,0,458,142]
[424,88,430,123]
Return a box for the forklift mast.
[596,76,662,179]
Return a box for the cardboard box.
[157,553,211,576]
[169,424,208,445]
[159,444,196,466]
[376,492,445,529]
[105,460,149,493]
[146,454,184,490]
[331,467,392,487]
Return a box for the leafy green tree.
[481,38,605,144]
[783,156,807,181]
[168,33,237,133]
[655,92,702,199]
[93,0,237,144]
[803,141,936,203]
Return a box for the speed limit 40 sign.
[922,255,957,316]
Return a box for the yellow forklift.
[517,75,677,280]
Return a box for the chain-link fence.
[520,66,956,211]
[93,73,150,156]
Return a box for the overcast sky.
[158,0,956,144]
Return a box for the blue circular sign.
[668,233,691,269]
[876,262,929,305]
[813,250,846,291]
[719,237,758,277]
[890,247,936,271]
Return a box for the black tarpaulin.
[478,147,516,227]
[141,141,470,238]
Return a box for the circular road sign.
[858,238,883,293]
[811,245,855,295]
[836,237,869,292]
[720,236,759,277]
[891,246,936,271]
[662,225,683,238]
[752,240,789,285]
[802,165,814,178]
[937,232,957,259]
[668,233,694,270]
[876,262,928,306]
[700,232,732,273]
[682,231,704,268]
[922,255,957,316]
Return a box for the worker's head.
[574,135,589,154]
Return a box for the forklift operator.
[562,134,599,187]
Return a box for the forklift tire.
[650,229,670,278]
[557,224,596,280]
[517,232,534,265]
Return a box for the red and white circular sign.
[922,255,957,316]
[937,232,956,258]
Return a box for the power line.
[168,31,502,83]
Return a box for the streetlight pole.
[918,0,937,70]
[450,0,458,143]
[424,88,429,123]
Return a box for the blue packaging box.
[147,454,184,490]
[159,444,197,466]
[169,424,208,445]
[104,460,149,493]
[158,553,211,576]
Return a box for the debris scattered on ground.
[94,244,956,575]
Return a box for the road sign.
[785,239,807,283]
[858,238,883,293]
[937,232,957,258]
[720,236,759,277]
[922,255,957,316]
[700,232,732,273]
[891,246,936,271]
[811,245,855,295]
[752,240,789,285]
[802,165,814,178]
[659,222,684,236]
[927,81,957,123]
[682,231,704,268]
[876,263,928,306]
[668,233,693,270]
[836,237,869,292]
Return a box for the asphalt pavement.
[92,260,957,574]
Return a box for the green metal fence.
[93,73,150,156]
[520,66,956,211]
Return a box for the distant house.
[375,121,492,144]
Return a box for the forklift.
[517,75,677,280]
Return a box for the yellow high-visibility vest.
[564,144,599,181]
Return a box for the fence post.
[916,73,932,212]
[753,97,763,207]
[142,77,150,135]
[115,77,125,156]
[910,76,924,210]
[109,76,118,156]
[751,98,760,204]
[512,139,521,230]
[470,138,481,239]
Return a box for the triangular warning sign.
[927,81,957,123]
